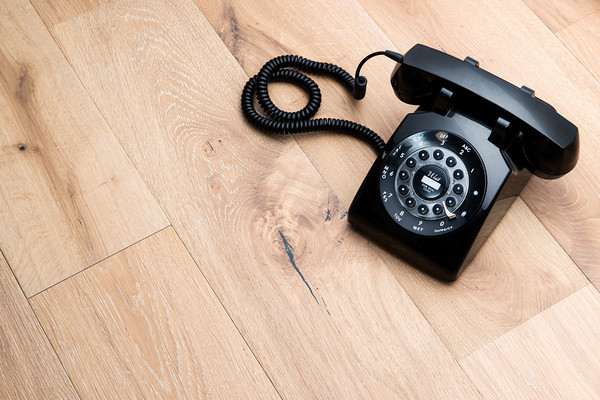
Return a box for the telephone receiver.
[348,44,579,280]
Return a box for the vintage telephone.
[241,44,579,281]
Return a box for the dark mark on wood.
[324,201,331,222]
[340,211,348,220]
[278,231,318,304]
[203,140,216,157]
[18,144,26,151]
[321,296,331,316]
[15,64,33,102]
[221,7,241,61]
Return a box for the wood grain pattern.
[0,253,79,399]
[557,11,600,83]
[40,0,483,397]
[30,227,280,399]
[358,0,600,296]
[522,0,600,32]
[197,0,589,358]
[0,0,168,296]
[27,0,108,26]
[381,197,588,357]
[461,285,600,399]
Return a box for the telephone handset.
[242,44,579,281]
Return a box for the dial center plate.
[413,165,448,200]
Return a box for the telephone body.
[348,44,579,281]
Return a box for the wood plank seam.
[0,247,82,399]
[0,0,170,296]
[551,50,600,92]
[25,293,84,400]
[522,1,562,32]
[521,0,600,33]
[0,0,172,298]
[29,227,282,399]
[26,0,173,247]
[516,192,595,284]
[0,246,27,300]
[554,25,600,89]
[374,267,487,400]
[28,225,173,298]
[459,283,600,398]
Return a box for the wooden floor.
[1,0,600,398]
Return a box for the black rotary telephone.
[241,44,579,281]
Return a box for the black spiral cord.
[241,51,404,155]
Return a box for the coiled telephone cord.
[241,51,404,155]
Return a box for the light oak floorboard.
[198,0,589,358]
[0,0,168,296]
[0,252,79,399]
[461,285,600,399]
[27,0,109,26]
[557,11,600,84]
[358,0,600,297]
[522,0,600,32]
[38,0,483,397]
[30,227,280,399]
